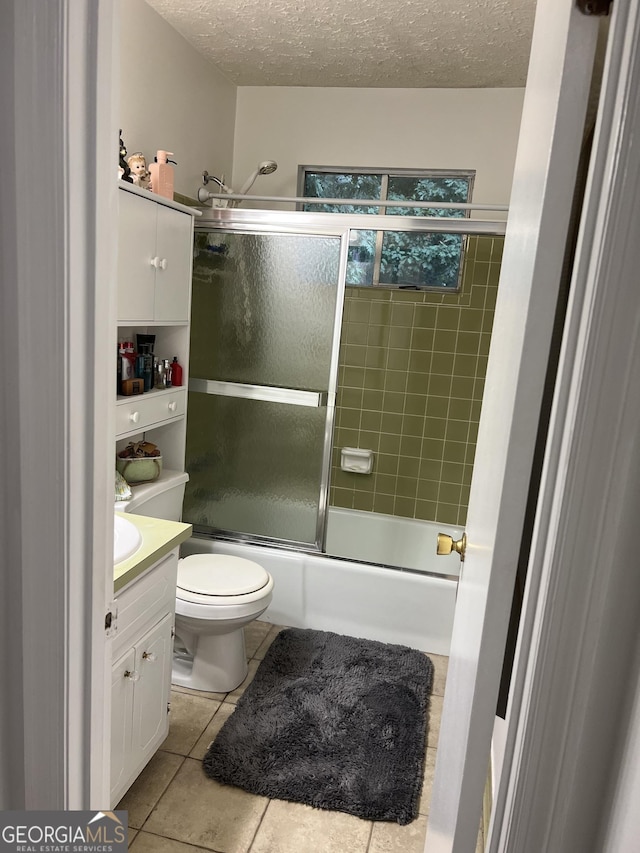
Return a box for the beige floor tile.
[250,798,371,853]
[368,814,428,853]
[418,747,437,815]
[162,691,220,756]
[189,700,236,760]
[117,750,184,829]
[253,624,286,660]
[423,816,484,850]
[225,658,261,705]
[429,653,448,697]
[144,756,268,853]
[244,620,273,658]
[427,694,443,748]
[127,828,138,848]
[171,683,227,702]
[130,831,212,852]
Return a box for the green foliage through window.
[301,168,474,290]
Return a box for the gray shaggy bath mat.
[202,627,434,825]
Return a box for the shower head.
[197,161,278,206]
[237,160,278,195]
[258,160,278,175]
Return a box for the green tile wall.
[330,235,503,526]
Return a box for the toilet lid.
[177,554,270,596]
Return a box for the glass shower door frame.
[190,215,351,552]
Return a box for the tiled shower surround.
[330,235,503,527]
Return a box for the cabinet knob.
[159,258,168,271]
[124,669,140,682]
[129,411,140,424]
[167,401,177,412]
[142,651,157,663]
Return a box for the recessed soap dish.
[340,447,374,474]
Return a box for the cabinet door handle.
[150,256,161,269]
[142,651,157,662]
[129,411,140,424]
[159,258,168,270]
[124,669,140,682]
[167,401,177,412]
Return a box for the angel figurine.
[127,152,151,190]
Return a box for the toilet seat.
[176,554,272,607]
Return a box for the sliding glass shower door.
[183,224,347,549]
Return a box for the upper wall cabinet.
[117,186,194,324]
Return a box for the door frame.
[0,0,117,807]
[490,1,640,849]
[3,0,640,842]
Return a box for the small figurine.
[127,152,151,190]
[119,130,133,183]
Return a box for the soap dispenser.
[149,150,176,199]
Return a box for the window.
[298,167,475,291]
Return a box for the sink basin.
[114,514,142,564]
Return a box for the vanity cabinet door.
[131,612,173,758]
[110,647,136,804]
[117,188,193,323]
[109,612,174,807]
[154,203,192,322]
[117,190,157,322]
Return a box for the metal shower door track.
[195,206,508,236]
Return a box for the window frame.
[297,165,476,292]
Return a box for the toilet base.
[171,626,248,693]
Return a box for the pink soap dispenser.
[149,150,176,199]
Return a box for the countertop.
[114,512,192,593]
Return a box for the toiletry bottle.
[170,356,183,386]
[141,344,154,392]
[135,350,145,381]
[154,357,166,389]
[120,341,135,391]
[163,358,172,387]
[149,150,175,200]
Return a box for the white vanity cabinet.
[117,186,193,323]
[116,182,198,474]
[110,548,178,807]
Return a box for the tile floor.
[119,621,484,853]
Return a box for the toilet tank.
[122,470,189,522]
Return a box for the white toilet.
[121,472,274,692]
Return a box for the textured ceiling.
[145,0,537,88]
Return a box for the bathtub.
[325,507,462,576]
[182,513,460,655]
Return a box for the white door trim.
[0,0,116,808]
[491,1,640,849]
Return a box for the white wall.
[232,87,525,212]
[120,0,236,198]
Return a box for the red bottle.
[170,356,183,386]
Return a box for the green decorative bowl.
[116,455,163,484]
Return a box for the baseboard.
[482,757,492,850]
